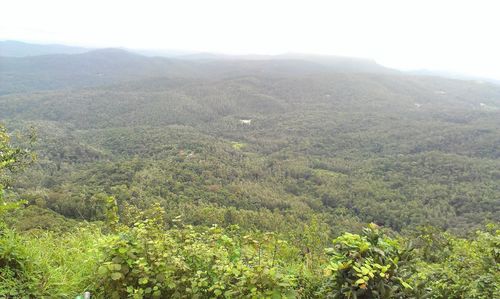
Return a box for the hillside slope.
[0,49,397,95]
[1,51,499,233]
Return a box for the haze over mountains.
[0,41,396,95]
[0,40,91,57]
[2,40,498,85]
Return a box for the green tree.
[0,124,35,227]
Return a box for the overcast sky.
[1,0,499,79]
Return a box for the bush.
[413,225,500,298]
[95,205,299,298]
[0,230,38,297]
[319,223,415,298]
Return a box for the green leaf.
[355,278,365,285]
[401,281,413,289]
[111,263,121,271]
[111,272,123,280]
[98,265,108,275]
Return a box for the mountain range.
[4,40,498,85]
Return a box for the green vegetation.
[1,200,498,297]
[319,223,414,298]
[0,50,499,297]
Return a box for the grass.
[9,224,109,297]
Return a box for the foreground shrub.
[413,225,500,299]
[0,230,38,297]
[95,205,299,298]
[319,223,415,299]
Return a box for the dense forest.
[0,46,499,298]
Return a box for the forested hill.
[0,48,396,95]
[1,45,499,298]
[1,48,499,234]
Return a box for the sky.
[1,0,500,79]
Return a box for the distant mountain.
[3,40,500,84]
[273,53,397,74]
[0,40,90,57]
[176,52,395,74]
[0,47,399,95]
[132,48,196,57]
[409,69,500,85]
[0,48,199,94]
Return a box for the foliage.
[2,63,500,234]
[95,204,299,298]
[0,225,106,297]
[319,223,415,298]
[0,229,38,297]
[0,123,35,297]
[0,124,35,226]
[412,225,500,298]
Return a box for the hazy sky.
[1,0,500,79]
